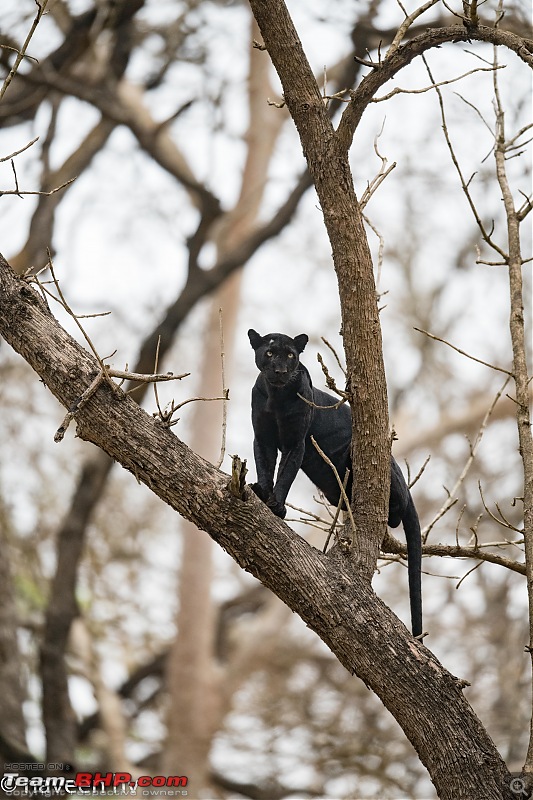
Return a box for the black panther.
[248,329,422,638]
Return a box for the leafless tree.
[0,0,532,797]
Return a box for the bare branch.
[414,327,513,375]
[373,64,504,103]
[37,256,113,382]
[320,337,347,377]
[0,0,50,102]
[109,368,189,384]
[421,55,508,259]
[310,436,356,548]
[0,177,76,198]
[54,370,106,443]
[478,481,523,533]
[383,532,526,575]
[359,127,397,209]
[216,308,229,470]
[335,25,533,156]
[0,136,39,163]
[422,377,511,541]
[387,0,442,58]
[323,470,350,554]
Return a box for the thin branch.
[151,336,165,425]
[335,24,533,158]
[153,395,228,430]
[479,481,523,533]
[297,393,346,411]
[0,0,50,103]
[407,454,431,489]
[110,368,189,384]
[55,370,105,443]
[421,54,508,259]
[310,436,356,547]
[423,377,511,541]
[323,469,350,554]
[40,256,113,384]
[55,363,189,443]
[374,64,503,103]
[316,353,350,400]
[0,136,39,163]
[216,308,229,470]
[320,337,347,377]
[518,193,533,222]
[387,0,442,58]
[490,33,533,775]
[456,560,483,589]
[383,532,526,575]
[453,91,495,136]
[359,126,397,210]
[414,326,513,375]
[0,177,76,199]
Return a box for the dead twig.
[216,308,229,470]
[384,531,526,575]
[154,394,228,429]
[54,370,106,443]
[320,337,346,377]
[310,436,356,547]
[387,0,441,59]
[0,137,40,163]
[36,268,189,440]
[422,53,508,260]
[478,481,523,534]
[406,454,431,489]
[359,124,397,211]
[323,469,350,553]
[0,172,75,199]
[0,0,50,102]
[414,326,513,376]
[423,376,511,541]
[228,455,248,499]
[373,64,504,103]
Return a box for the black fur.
[248,329,422,638]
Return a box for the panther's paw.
[250,483,270,503]
[266,496,287,519]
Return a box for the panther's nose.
[275,366,287,374]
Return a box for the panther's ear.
[293,334,308,353]
[248,329,263,350]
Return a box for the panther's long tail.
[403,494,423,638]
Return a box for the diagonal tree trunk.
[0,251,516,798]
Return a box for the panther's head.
[248,329,308,387]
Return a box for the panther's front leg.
[251,436,278,503]
[268,441,306,518]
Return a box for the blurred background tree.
[0,0,531,797]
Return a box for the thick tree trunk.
[0,254,515,798]
[248,0,390,582]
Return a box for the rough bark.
[0,254,516,798]
[248,0,390,581]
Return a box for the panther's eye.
[266,351,272,357]
[287,353,294,358]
